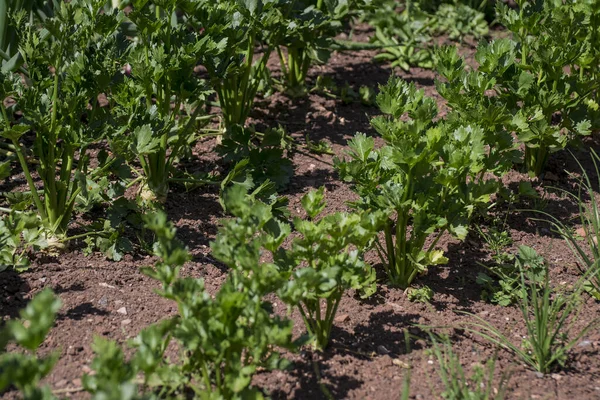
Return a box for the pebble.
[576,227,587,237]
[392,358,410,368]
[55,379,67,387]
[117,307,127,315]
[334,314,350,323]
[578,340,592,348]
[121,319,132,326]
[534,372,544,378]
[551,373,561,381]
[98,296,108,307]
[376,345,390,355]
[72,378,82,387]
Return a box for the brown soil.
[2,26,600,400]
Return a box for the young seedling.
[464,246,600,374]
[278,187,383,349]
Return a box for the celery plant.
[0,0,123,241]
[0,0,53,71]
[191,0,283,132]
[437,0,598,177]
[278,187,382,349]
[277,0,358,96]
[113,0,221,202]
[336,77,496,288]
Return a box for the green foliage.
[190,0,282,131]
[0,0,53,72]
[278,187,382,349]
[464,246,600,373]
[335,76,496,288]
[144,205,295,398]
[0,289,61,400]
[427,333,509,400]
[218,125,295,191]
[112,0,218,203]
[545,149,600,300]
[436,0,600,177]
[406,286,434,303]
[1,0,124,239]
[366,0,488,71]
[276,0,368,96]
[0,211,48,271]
[477,245,545,307]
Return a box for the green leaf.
[131,124,159,155]
[301,187,326,219]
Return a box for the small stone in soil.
[578,340,592,348]
[534,372,544,378]
[392,358,410,368]
[121,319,132,326]
[98,296,108,307]
[334,314,350,323]
[377,345,390,355]
[117,307,127,315]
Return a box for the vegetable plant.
[0,289,61,400]
[0,211,48,271]
[112,0,220,203]
[276,0,366,96]
[144,205,296,398]
[190,0,282,132]
[436,0,598,177]
[476,244,545,306]
[278,187,383,349]
[1,0,124,243]
[335,76,496,288]
[0,0,53,71]
[464,246,600,374]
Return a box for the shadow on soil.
[0,270,29,320]
[58,302,109,321]
[165,191,223,254]
[269,355,363,400]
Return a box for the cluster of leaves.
[0,211,47,271]
[335,76,498,288]
[477,244,545,306]
[278,187,383,348]
[275,0,368,96]
[436,0,600,177]
[0,289,61,399]
[110,0,220,203]
[365,0,489,71]
[1,0,125,240]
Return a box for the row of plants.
[0,0,499,265]
[0,0,372,265]
[2,0,600,398]
[3,188,599,398]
